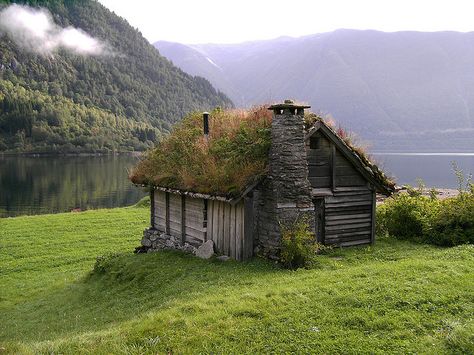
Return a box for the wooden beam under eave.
[371,190,376,245]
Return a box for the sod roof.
[130,107,395,198]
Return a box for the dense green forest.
[0,0,232,152]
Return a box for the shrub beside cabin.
[131,100,394,261]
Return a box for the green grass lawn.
[0,205,473,354]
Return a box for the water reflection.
[0,155,146,217]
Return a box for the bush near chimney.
[279,218,327,269]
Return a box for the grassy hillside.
[0,205,473,353]
[0,0,232,152]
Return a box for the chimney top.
[268,99,310,115]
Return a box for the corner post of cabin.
[150,186,155,229]
[370,186,376,245]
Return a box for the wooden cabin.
[148,188,254,261]
[135,100,394,261]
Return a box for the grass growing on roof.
[130,107,272,197]
[1,206,473,353]
[130,108,394,196]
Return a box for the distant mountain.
[0,0,232,153]
[155,30,474,151]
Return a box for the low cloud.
[0,4,110,56]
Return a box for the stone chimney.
[255,100,315,258]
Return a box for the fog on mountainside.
[0,0,232,153]
[155,30,474,152]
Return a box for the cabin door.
[314,198,325,243]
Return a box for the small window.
[310,137,320,149]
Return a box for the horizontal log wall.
[334,150,366,187]
[324,189,374,246]
[207,199,249,260]
[307,132,332,188]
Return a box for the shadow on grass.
[0,250,280,342]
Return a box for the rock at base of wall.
[140,228,197,255]
[195,240,214,259]
[216,255,230,262]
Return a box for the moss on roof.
[130,108,395,197]
[130,107,272,197]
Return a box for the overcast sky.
[98,0,474,44]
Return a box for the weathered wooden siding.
[168,193,182,238]
[307,132,366,189]
[307,129,376,246]
[323,188,374,246]
[153,191,167,231]
[152,192,251,260]
[184,197,206,246]
[334,150,366,187]
[207,199,250,260]
[307,132,332,188]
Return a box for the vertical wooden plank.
[150,188,155,229]
[165,192,170,235]
[230,204,236,259]
[240,202,245,260]
[212,201,219,249]
[203,199,208,242]
[243,196,254,260]
[330,143,336,191]
[218,201,224,253]
[370,190,376,245]
[223,203,231,256]
[207,200,213,241]
[181,195,186,243]
[235,201,242,260]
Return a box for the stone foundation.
[140,228,197,254]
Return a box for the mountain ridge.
[155,29,474,151]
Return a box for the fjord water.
[0,153,473,218]
[0,155,146,217]
[372,153,474,189]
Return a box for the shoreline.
[0,151,144,157]
[377,187,460,204]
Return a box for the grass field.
[0,205,473,354]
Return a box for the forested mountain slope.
[156,30,474,151]
[0,0,232,152]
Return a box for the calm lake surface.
[0,155,146,217]
[0,153,473,218]
[372,153,474,189]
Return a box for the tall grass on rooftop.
[130,106,272,197]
